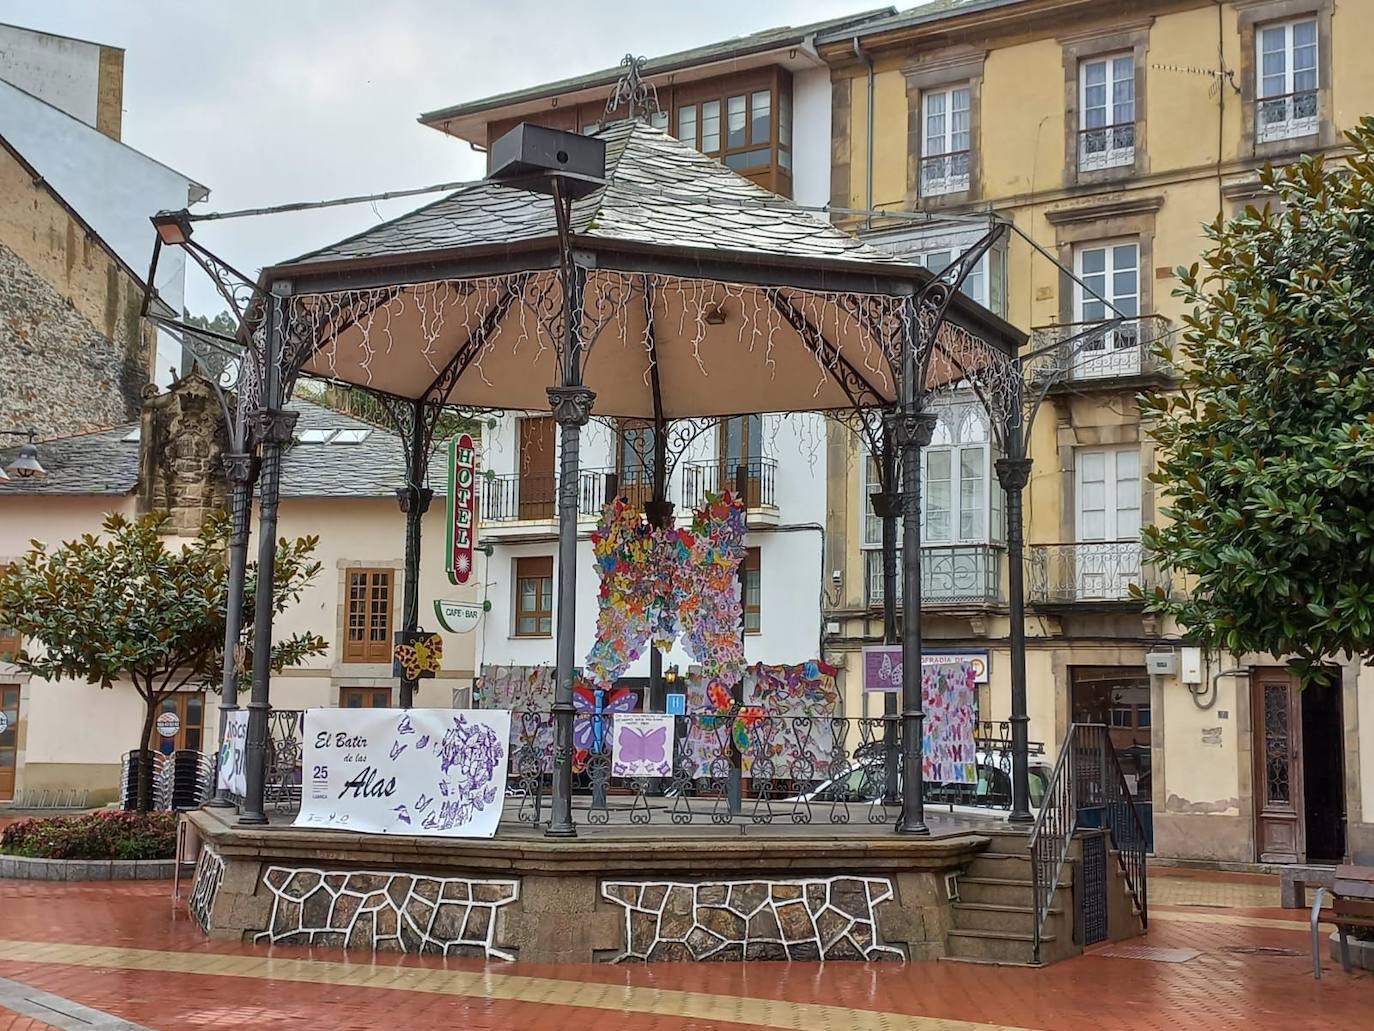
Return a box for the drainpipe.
[853,38,875,232]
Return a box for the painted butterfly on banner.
[393,632,443,680]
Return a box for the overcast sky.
[6,0,864,315]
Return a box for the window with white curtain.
[921,85,971,196]
[860,406,1000,549]
[1079,53,1135,170]
[1256,18,1319,142]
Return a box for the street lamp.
[1,430,46,480]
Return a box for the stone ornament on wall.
[601,876,903,962]
[255,866,519,959]
[187,846,225,933]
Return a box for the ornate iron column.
[240,290,298,826]
[871,421,901,806]
[397,399,434,710]
[546,382,595,837]
[996,434,1034,825]
[893,406,937,835]
[208,450,256,808]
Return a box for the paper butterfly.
[618,725,667,766]
[394,632,443,680]
[573,684,639,752]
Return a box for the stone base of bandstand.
[183,806,992,964]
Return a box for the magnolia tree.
[0,512,327,810]
[1142,117,1374,685]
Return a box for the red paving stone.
[0,1009,59,1031]
[0,874,1367,1030]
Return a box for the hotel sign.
[446,433,477,585]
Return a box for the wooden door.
[518,417,555,519]
[719,415,762,507]
[0,685,19,801]
[1253,669,1304,863]
[149,692,206,756]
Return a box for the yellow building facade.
[819,0,1374,865]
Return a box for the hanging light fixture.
[2,430,46,480]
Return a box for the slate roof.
[814,0,1025,42]
[283,120,906,271]
[418,9,896,126]
[0,400,448,499]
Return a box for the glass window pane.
[779,90,792,147]
[723,148,770,170]
[540,579,553,610]
[727,94,746,148]
[517,617,536,635]
[960,448,985,540]
[677,105,697,146]
[538,617,552,635]
[1080,247,1106,275]
[701,100,720,153]
[750,90,770,144]
[1293,19,1316,47]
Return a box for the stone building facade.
[0,134,152,439]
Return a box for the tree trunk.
[136,695,158,812]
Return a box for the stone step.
[945,928,1043,965]
[956,876,1070,908]
[951,901,1060,934]
[963,852,1033,880]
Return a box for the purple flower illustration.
[433,714,506,830]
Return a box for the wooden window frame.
[674,67,792,197]
[514,556,554,639]
[148,691,206,754]
[340,686,393,708]
[616,419,656,511]
[742,547,761,636]
[344,568,395,664]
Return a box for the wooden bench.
[1281,864,1335,908]
[1311,864,1374,978]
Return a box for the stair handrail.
[1100,729,1149,930]
[1028,723,1078,964]
[1028,722,1150,963]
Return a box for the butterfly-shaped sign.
[611,714,674,778]
[393,631,443,681]
[572,683,639,753]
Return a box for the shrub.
[0,810,178,860]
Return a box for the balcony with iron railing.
[1027,541,1167,605]
[480,469,618,526]
[1028,314,1173,385]
[680,457,777,513]
[919,150,971,197]
[863,544,1004,607]
[1256,89,1318,144]
[1077,122,1135,173]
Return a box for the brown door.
[149,693,206,757]
[0,685,19,801]
[1253,669,1304,863]
[518,416,555,519]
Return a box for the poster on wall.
[860,646,990,690]
[923,662,978,785]
[216,709,249,796]
[295,708,511,838]
[611,714,675,778]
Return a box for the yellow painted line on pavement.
[1151,910,1333,933]
[0,939,1042,1031]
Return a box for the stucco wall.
[0,25,122,137]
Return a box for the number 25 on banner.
[447,433,478,585]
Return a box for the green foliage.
[0,512,328,808]
[0,810,178,860]
[1143,116,1374,684]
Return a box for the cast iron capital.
[222,451,254,486]
[888,409,937,449]
[869,490,902,520]
[994,456,1033,491]
[546,385,596,426]
[395,485,435,515]
[253,409,299,447]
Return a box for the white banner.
[611,714,675,778]
[216,709,249,796]
[295,708,511,838]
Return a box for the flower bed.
[0,810,178,860]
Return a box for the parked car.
[785,751,1052,810]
